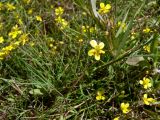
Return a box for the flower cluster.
[0,23,29,60]
[81,25,96,33]
[143,27,151,33]
[54,7,68,30]
[139,77,156,105]
[117,21,126,32]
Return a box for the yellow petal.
[125,103,129,107]
[144,99,149,105]
[148,98,155,102]
[98,42,104,49]
[113,117,119,120]
[120,103,125,108]
[95,54,100,60]
[105,4,111,10]
[90,40,97,48]
[101,96,105,100]
[96,95,101,100]
[139,80,143,84]
[100,50,105,54]
[100,3,105,8]
[88,49,95,56]
[148,83,152,87]
[143,94,147,98]
[144,85,148,89]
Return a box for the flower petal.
[144,85,148,89]
[148,83,152,87]
[100,50,105,54]
[120,103,125,108]
[96,95,101,100]
[90,40,97,48]
[148,98,155,102]
[88,49,95,56]
[139,80,143,84]
[125,103,129,107]
[100,3,105,8]
[98,42,105,49]
[95,54,100,60]
[101,96,105,100]
[143,94,147,98]
[105,4,111,10]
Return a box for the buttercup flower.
[88,40,105,60]
[98,2,111,14]
[120,103,130,114]
[55,7,64,16]
[143,94,155,105]
[36,16,42,22]
[143,45,150,53]
[6,3,16,11]
[55,16,68,29]
[28,9,33,15]
[143,28,150,33]
[96,90,105,101]
[0,36,4,43]
[117,21,126,31]
[139,77,152,89]
[8,25,22,39]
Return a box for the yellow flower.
[49,43,53,48]
[82,26,87,33]
[89,27,96,33]
[117,21,126,31]
[28,9,33,15]
[143,45,150,53]
[55,7,64,16]
[6,3,16,11]
[113,117,119,120]
[8,25,22,39]
[120,103,130,114]
[0,36,4,43]
[79,39,83,43]
[143,28,150,33]
[36,16,42,22]
[98,2,111,14]
[96,91,105,101]
[55,16,68,29]
[139,77,152,89]
[29,42,35,47]
[19,34,29,45]
[2,45,14,53]
[88,40,105,60]
[143,94,155,105]
[131,32,136,40]
[23,0,31,4]
[0,52,5,60]
[18,18,23,25]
